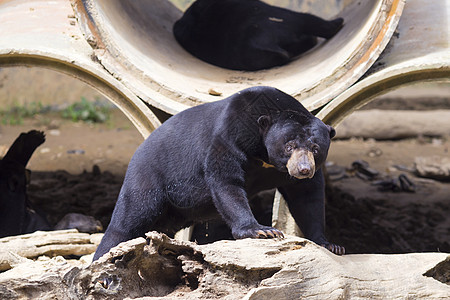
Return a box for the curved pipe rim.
[317,62,450,126]
[0,54,161,138]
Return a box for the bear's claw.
[321,243,345,255]
[234,225,284,240]
[256,228,284,239]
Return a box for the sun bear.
[93,86,344,260]
[0,130,51,238]
[173,0,344,71]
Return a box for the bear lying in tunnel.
[173,0,344,71]
[94,86,344,261]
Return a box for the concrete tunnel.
[71,0,404,119]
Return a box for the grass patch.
[0,97,112,125]
[61,97,111,123]
[0,101,49,125]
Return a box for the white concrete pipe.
[71,0,404,115]
[317,0,450,126]
[0,0,161,138]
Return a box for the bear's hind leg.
[93,189,166,261]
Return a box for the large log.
[0,231,448,299]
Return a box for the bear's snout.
[287,149,315,179]
[298,163,313,176]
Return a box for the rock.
[415,156,450,181]
[0,231,448,299]
[54,213,103,233]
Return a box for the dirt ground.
[0,111,142,228]
[0,68,449,255]
[326,138,450,254]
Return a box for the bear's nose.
[298,164,312,176]
[286,149,316,179]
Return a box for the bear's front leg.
[205,148,283,240]
[209,182,284,239]
[278,169,345,255]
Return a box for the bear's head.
[258,111,335,179]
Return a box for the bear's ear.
[257,115,272,133]
[327,125,336,139]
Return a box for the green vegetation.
[0,101,48,125]
[61,97,111,123]
[0,97,112,125]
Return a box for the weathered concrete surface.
[317,0,450,126]
[0,231,448,299]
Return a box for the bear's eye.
[285,142,295,153]
[312,145,319,156]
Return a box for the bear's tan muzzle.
[286,149,315,179]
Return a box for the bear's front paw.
[233,225,284,239]
[321,243,345,255]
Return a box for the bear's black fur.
[93,86,344,261]
[0,130,51,238]
[173,0,344,71]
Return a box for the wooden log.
[0,229,102,271]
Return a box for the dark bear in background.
[173,0,344,71]
[0,130,51,238]
[94,86,344,261]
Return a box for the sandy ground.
[0,111,143,176]
[0,67,449,254]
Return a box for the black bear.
[94,86,344,260]
[0,130,51,238]
[173,0,344,71]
